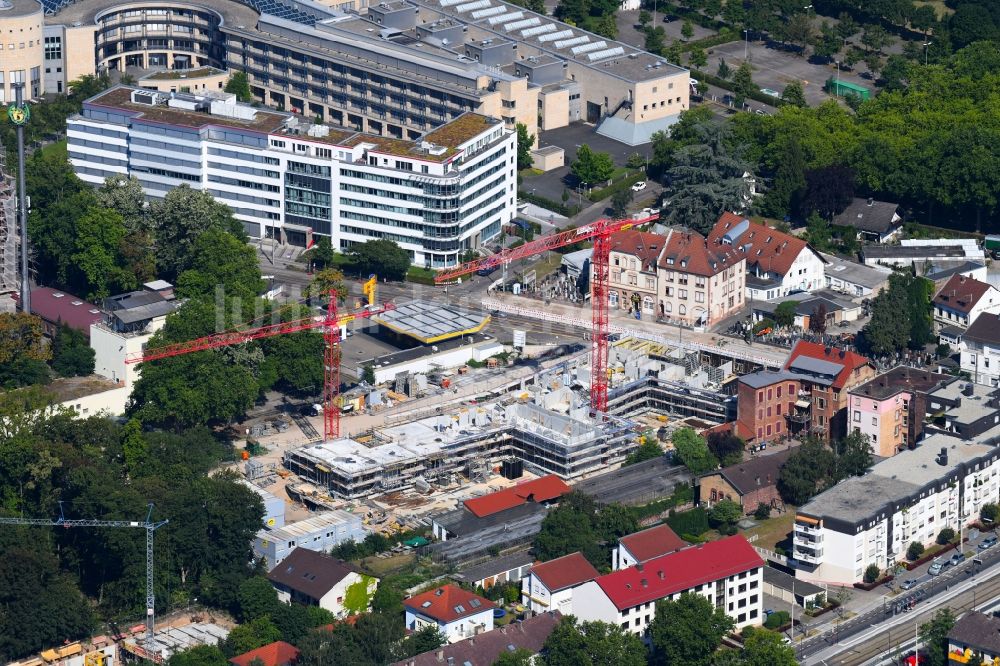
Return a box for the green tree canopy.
[516,122,535,171]
[774,301,799,328]
[51,324,95,377]
[920,608,956,666]
[177,229,264,302]
[349,239,411,281]
[224,71,253,102]
[672,427,718,474]
[541,616,647,666]
[571,145,615,187]
[649,592,734,666]
[778,437,838,504]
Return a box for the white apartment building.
[520,551,598,615]
[933,275,1000,330]
[67,85,516,268]
[571,536,764,636]
[962,313,1000,388]
[794,433,1000,585]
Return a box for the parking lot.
[704,41,874,106]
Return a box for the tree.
[361,364,376,385]
[717,58,731,80]
[800,165,854,220]
[689,46,708,69]
[516,122,535,171]
[224,71,253,102]
[809,302,828,334]
[880,54,911,91]
[222,616,282,657]
[592,14,618,39]
[706,431,744,467]
[778,438,837,504]
[937,528,956,545]
[97,175,149,235]
[309,268,349,305]
[753,503,771,520]
[177,229,264,302]
[811,21,841,61]
[73,207,136,301]
[150,185,246,281]
[624,438,662,465]
[920,608,956,666]
[774,301,798,328]
[237,576,281,622]
[863,563,880,584]
[681,18,694,40]
[761,136,806,218]
[306,237,336,271]
[736,626,798,666]
[672,427,718,474]
[784,12,813,54]
[907,541,924,561]
[982,504,1000,524]
[611,187,633,218]
[534,492,602,565]
[638,9,651,26]
[708,499,743,526]
[168,645,229,666]
[0,312,50,367]
[861,272,934,357]
[495,648,534,666]
[121,417,148,476]
[541,616,647,666]
[396,625,446,659]
[861,25,893,54]
[835,13,859,45]
[51,324,95,377]
[804,212,832,253]
[732,62,757,106]
[781,80,806,107]
[660,122,754,234]
[645,26,667,54]
[649,592,734,666]
[349,239,411,281]
[910,4,936,36]
[571,145,615,187]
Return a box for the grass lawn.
[359,551,415,576]
[38,138,67,160]
[744,511,795,552]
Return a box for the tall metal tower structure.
[9,83,30,313]
[0,503,169,655]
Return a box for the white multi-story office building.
[67,85,516,267]
[794,433,1000,585]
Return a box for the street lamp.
[835,60,841,85]
[743,28,750,61]
[923,41,932,66]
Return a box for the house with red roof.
[708,213,826,301]
[656,228,747,327]
[229,641,299,666]
[784,341,875,443]
[461,475,571,520]
[607,230,667,319]
[933,274,1000,329]
[521,551,599,614]
[404,585,495,643]
[572,535,764,636]
[612,524,686,570]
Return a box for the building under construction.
[283,341,734,500]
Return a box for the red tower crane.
[126,291,394,441]
[434,213,658,412]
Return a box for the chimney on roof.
[755,475,761,487]
[964,383,975,397]
[657,570,665,580]
[641,578,648,588]
[839,349,846,359]
[436,650,444,662]
[636,563,644,572]
[867,197,874,206]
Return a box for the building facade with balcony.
[794,433,1000,585]
[734,371,801,445]
[67,86,515,265]
[848,367,956,457]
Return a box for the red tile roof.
[596,536,763,611]
[229,641,300,666]
[463,475,571,518]
[29,287,102,336]
[609,230,667,272]
[404,585,495,624]
[529,552,599,593]
[618,524,687,563]
[784,340,871,390]
[933,275,996,315]
[658,229,745,277]
[707,212,818,278]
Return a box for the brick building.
[784,341,875,443]
[698,448,795,514]
[735,371,802,444]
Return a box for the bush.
[588,172,648,202]
[863,564,880,584]
[906,541,925,561]
[763,610,790,629]
[982,504,999,524]
[687,67,788,108]
[517,190,578,217]
[753,503,771,520]
[937,528,956,545]
[665,507,710,540]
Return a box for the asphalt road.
[800,535,1000,665]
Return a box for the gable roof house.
[933,274,1000,329]
[267,547,377,618]
[606,230,667,318]
[404,585,495,643]
[708,213,826,301]
[613,524,687,570]
[831,197,902,243]
[697,448,795,514]
[656,229,747,327]
[521,551,599,614]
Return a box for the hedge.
[680,28,739,53]
[665,507,709,540]
[688,67,788,108]
[589,172,648,202]
[517,190,580,217]
[406,266,436,285]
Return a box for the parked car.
[950,552,966,566]
[631,180,648,192]
[928,560,944,575]
[899,579,917,590]
[980,536,998,550]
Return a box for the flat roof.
[141,67,225,81]
[850,367,954,401]
[373,299,491,343]
[452,550,534,583]
[820,253,892,289]
[864,246,968,260]
[0,0,42,18]
[50,0,259,29]
[762,566,824,596]
[260,510,359,540]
